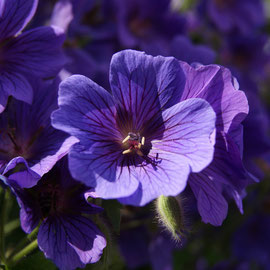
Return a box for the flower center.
[129,17,152,38]
[122,132,145,156]
[38,183,61,219]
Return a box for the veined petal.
[51,75,120,146]
[120,98,216,206]
[119,152,190,206]
[0,0,38,40]
[38,215,106,270]
[189,172,228,226]
[204,132,249,190]
[0,71,33,110]
[110,50,185,132]
[152,98,216,173]
[0,78,77,177]
[19,197,40,234]
[68,142,139,199]
[3,26,66,78]
[180,63,248,134]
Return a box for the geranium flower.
[0,78,77,176]
[52,49,216,206]
[3,157,106,270]
[202,0,265,34]
[0,0,66,112]
[181,62,249,225]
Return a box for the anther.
[123,149,133,155]
[122,135,130,144]
[141,137,145,146]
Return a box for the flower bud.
[156,195,185,241]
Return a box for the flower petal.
[3,26,66,79]
[30,135,79,177]
[203,132,249,190]
[119,152,190,206]
[51,74,120,146]
[3,157,40,189]
[0,71,33,110]
[51,0,73,32]
[38,215,106,270]
[0,0,38,40]
[189,173,228,226]
[110,50,185,131]
[153,98,216,173]
[180,63,248,134]
[120,98,216,206]
[0,78,77,177]
[170,35,216,65]
[68,142,139,199]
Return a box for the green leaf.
[102,200,122,233]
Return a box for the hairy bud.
[156,195,185,241]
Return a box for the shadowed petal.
[0,71,33,111]
[3,157,41,233]
[3,26,66,79]
[4,157,40,189]
[30,135,79,177]
[170,35,216,65]
[0,0,38,40]
[19,197,40,233]
[180,63,248,134]
[69,143,139,199]
[38,215,106,270]
[110,50,185,131]
[189,173,228,226]
[203,132,249,190]
[0,78,77,177]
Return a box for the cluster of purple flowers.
[0,0,269,269]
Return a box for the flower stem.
[6,225,39,259]
[4,219,20,236]
[7,239,38,266]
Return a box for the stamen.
[122,135,130,144]
[123,149,133,155]
[122,133,145,156]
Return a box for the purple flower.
[109,0,186,55]
[220,34,269,80]
[0,78,77,176]
[4,157,106,270]
[51,0,115,90]
[0,0,67,112]
[204,0,265,34]
[52,49,217,206]
[181,62,249,225]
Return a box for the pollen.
[122,132,145,156]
